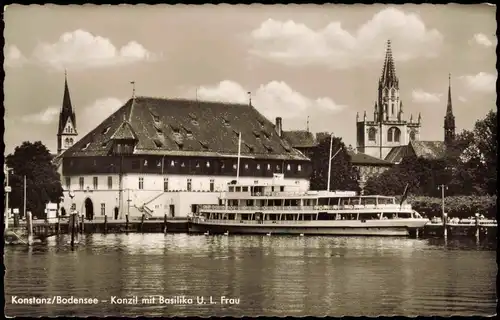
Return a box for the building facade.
[346,146,394,191]
[356,40,422,160]
[58,95,312,219]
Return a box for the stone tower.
[444,73,456,145]
[56,71,78,154]
[356,40,421,160]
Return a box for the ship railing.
[200,219,306,225]
[199,204,413,211]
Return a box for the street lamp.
[327,133,343,192]
[4,166,14,232]
[437,184,448,221]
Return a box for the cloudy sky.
[4,4,496,154]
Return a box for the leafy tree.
[5,141,63,218]
[310,134,360,192]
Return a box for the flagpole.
[236,132,242,183]
[327,133,333,192]
[24,175,27,218]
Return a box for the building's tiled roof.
[385,146,408,163]
[62,97,309,161]
[348,150,394,166]
[385,140,447,163]
[410,140,446,159]
[282,130,318,148]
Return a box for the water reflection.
[5,234,497,317]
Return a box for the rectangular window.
[132,160,141,170]
[187,178,192,191]
[79,177,84,190]
[65,177,71,190]
[298,164,302,172]
[139,177,144,190]
[164,178,169,192]
[93,177,98,189]
[101,203,105,216]
[210,179,214,192]
[107,176,113,189]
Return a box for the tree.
[310,134,360,193]
[5,141,63,218]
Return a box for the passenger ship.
[189,174,428,237]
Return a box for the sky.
[4,4,497,155]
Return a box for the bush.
[405,195,497,218]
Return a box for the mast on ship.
[326,133,343,192]
[236,132,242,183]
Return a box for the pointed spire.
[444,73,456,144]
[58,70,76,135]
[379,40,399,89]
[446,73,453,115]
[363,110,367,121]
[410,114,413,123]
[418,112,422,124]
[248,91,252,106]
[356,112,359,122]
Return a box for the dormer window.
[262,130,270,139]
[222,117,230,127]
[170,124,181,133]
[252,130,261,139]
[257,119,265,127]
[263,143,273,153]
[153,139,163,148]
[102,127,110,135]
[199,141,209,150]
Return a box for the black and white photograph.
[3,4,497,317]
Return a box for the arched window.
[409,130,416,141]
[391,103,394,115]
[65,138,70,147]
[387,127,401,143]
[368,127,376,141]
[69,138,74,145]
[393,127,401,142]
[391,88,396,96]
[384,88,389,96]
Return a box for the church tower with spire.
[356,40,421,160]
[444,74,456,145]
[56,71,78,155]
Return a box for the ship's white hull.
[189,219,429,237]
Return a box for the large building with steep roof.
[356,40,422,160]
[58,94,313,220]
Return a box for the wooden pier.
[423,216,497,239]
[4,214,190,245]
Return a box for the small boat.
[266,232,271,236]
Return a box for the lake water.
[4,234,497,317]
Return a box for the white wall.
[60,173,310,219]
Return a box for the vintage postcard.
[3,4,497,318]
